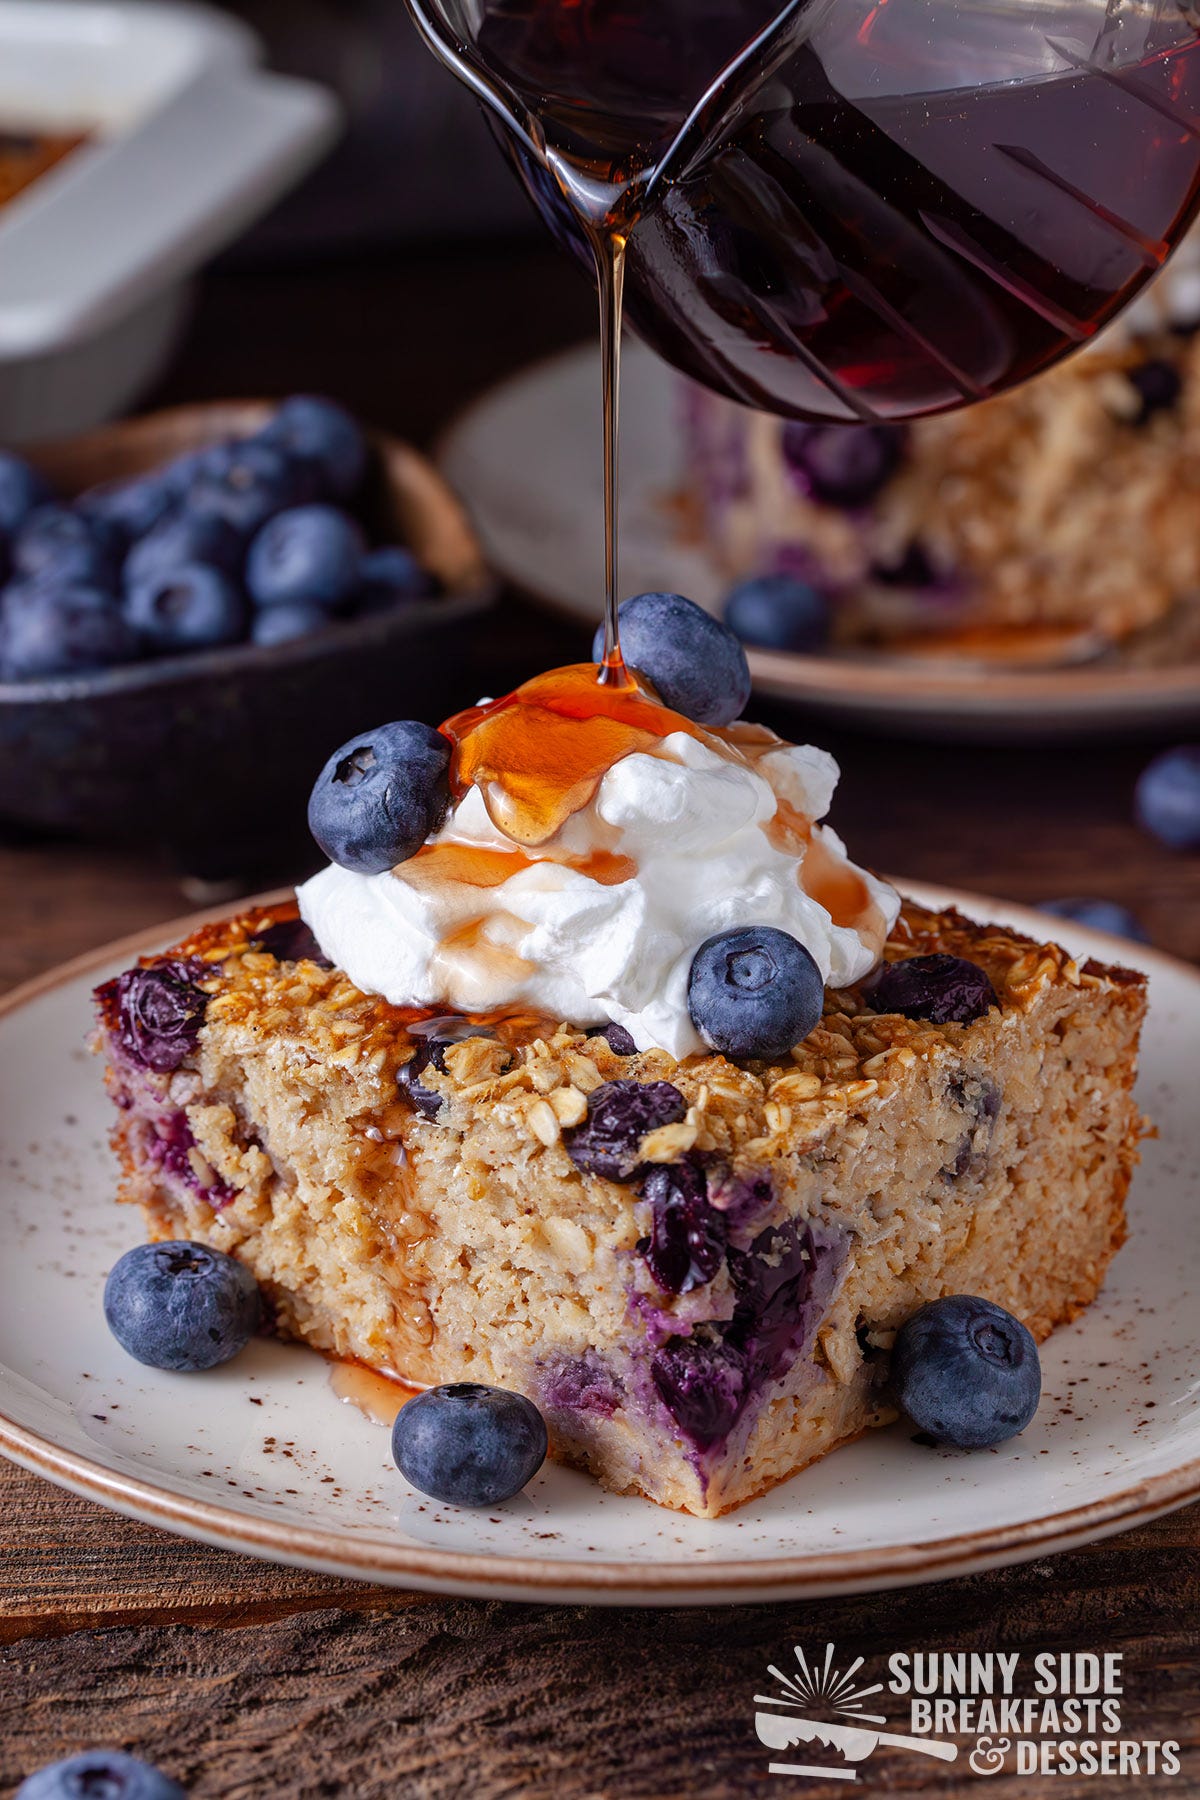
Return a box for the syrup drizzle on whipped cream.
[440,662,704,844]
[299,663,899,1058]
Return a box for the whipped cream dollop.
[299,723,899,1060]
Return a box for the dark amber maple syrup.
[413,0,1200,422]
[328,1360,421,1424]
[440,662,706,843]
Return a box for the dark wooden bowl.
[0,402,497,876]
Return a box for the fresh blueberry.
[591,591,751,727]
[160,442,231,497]
[1135,745,1200,851]
[104,1240,261,1372]
[639,1159,727,1294]
[1039,897,1149,943]
[0,451,51,537]
[688,927,824,1060]
[391,1382,547,1505]
[1,586,137,680]
[869,954,998,1026]
[398,1018,501,1118]
[355,544,435,612]
[78,474,175,544]
[261,395,368,499]
[105,959,208,1072]
[724,573,830,652]
[782,422,903,506]
[564,1078,687,1180]
[1128,358,1182,423]
[246,505,364,612]
[308,719,451,873]
[188,439,298,535]
[601,1021,637,1055]
[251,601,330,647]
[16,1749,187,1800]
[13,505,120,587]
[124,512,242,593]
[891,1294,1041,1448]
[124,564,246,654]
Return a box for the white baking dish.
[0,1,340,440]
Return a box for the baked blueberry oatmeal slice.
[93,613,1147,1515]
[95,894,1145,1517]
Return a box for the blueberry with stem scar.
[891,1294,1041,1448]
[308,720,451,873]
[688,927,824,1060]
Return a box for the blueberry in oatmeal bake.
[94,628,1147,1517]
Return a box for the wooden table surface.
[1,245,1197,1800]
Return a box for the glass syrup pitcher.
[404,0,1200,656]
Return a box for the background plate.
[0,884,1197,1605]
[439,343,1200,741]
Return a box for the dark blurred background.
[224,0,534,256]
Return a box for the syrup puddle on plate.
[328,1361,421,1426]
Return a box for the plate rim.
[437,342,1200,724]
[1,883,1198,1601]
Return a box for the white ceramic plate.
[439,343,1200,741]
[0,885,1197,1605]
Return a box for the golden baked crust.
[95,897,1148,1516]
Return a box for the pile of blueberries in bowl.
[0,395,441,680]
[0,395,493,865]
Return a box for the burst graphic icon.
[755,1643,958,1781]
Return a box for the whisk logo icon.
[755,1643,959,1781]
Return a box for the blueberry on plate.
[688,926,824,1060]
[869,953,997,1026]
[724,573,830,652]
[13,505,120,588]
[356,544,435,612]
[891,1294,1041,1448]
[125,564,247,654]
[308,719,451,873]
[601,1021,638,1056]
[782,422,903,507]
[246,504,364,612]
[124,511,242,593]
[16,1749,187,1800]
[187,438,298,535]
[261,395,368,499]
[1039,897,1149,943]
[391,1382,548,1506]
[0,450,51,537]
[1135,745,1200,851]
[78,474,175,545]
[251,600,331,647]
[591,591,751,727]
[1,586,137,680]
[104,1240,261,1372]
